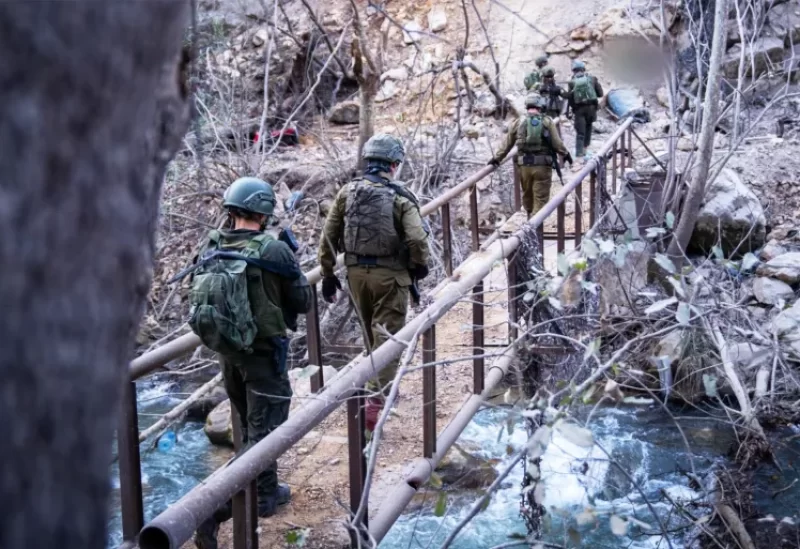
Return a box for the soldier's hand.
[321,275,342,303]
[410,264,430,280]
[487,159,500,168]
[563,152,574,166]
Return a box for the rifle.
[278,226,299,253]
[542,130,565,185]
[409,279,421,305]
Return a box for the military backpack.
[523,71,541,91]
[188,231,274,354]
[571,74,597,105]
[516,114,546,153]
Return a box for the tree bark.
[666,0,729,264]
[0,3,190,549]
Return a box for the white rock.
[252,28,268,47]
[757,252,800,284]
[402,21,423,45]
[427,8,448,32]
[771,300,800,358]
[463,125,481,139]
[753,277,794,305]
[376,81,398,103]
[328,100,360,124]
[381,67,409,82]
[760,240,787,261]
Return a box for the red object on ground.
[365,397,384,432]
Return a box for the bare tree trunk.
[0,3,190,549]
[357,75,379,169]
[666,0,729,265]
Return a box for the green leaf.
[429,472,443,489]
[581,384,597,404]
[557,253,569,276]
[675,302,691,325]
[285,529,308,546]
[583,337,601,361]
[644,297,678,315]
[582,238,599,259]
[654,253,676,274]
[570,257,589,271]
[711,245,724,260]
[434,491,448,517]
[665,211,675,229]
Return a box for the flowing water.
[107,378,231,548]
[380,404,736,549]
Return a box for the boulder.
[204,399,234,447]
[252,28,268,47]
[771,300,800,358]
[427,8,447,32]
[723,38,785,78]
[376,81,398,103]
[186,385,229,421]
[677,136,696,151]
[689,168,766,257]
[761,240,788,261]
[570,27,593,41]
[595,240,650,316]
[402,21,423,45]
[769,3,800,46]
[381,67,409,82]
[435,443,498,489]
[329,100,360,124]
[753,277,794,304]
[757,252,800,284]
[656,86,671,108]
[463,125,481,139]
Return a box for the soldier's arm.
[593,76,604,98]
[492,118,519,164]
[265,240,313,315]
[317,187,347,277]
[398,198,430,267]
[548,119,569,156]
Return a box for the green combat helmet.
[223,177,276,216]
[535,54,548,68]
[542,66,556,78]
[525,93,546,110]
[572,60,586,72]
[363,133,406,164]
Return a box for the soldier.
[538,66,566,132]
[523,54,549,91]
[318,134,430,437]
[488,94,572,217]
[565,60,604,161]
[189,177,312,549]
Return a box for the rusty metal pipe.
[368,346,517,542]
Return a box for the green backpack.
[572,74,597,104]
[524,70,541,91]
[524,115,544,148]
[188,231,273,354]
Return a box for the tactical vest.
[343,179,407,270]
[515,115,547,154]
[571,73,598,105]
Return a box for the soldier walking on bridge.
[318,134,430,439]
[523,54,549,91]
[188,177,312,549]
[564,60,604,162]
[488,94,571,217]
[538,66,567,134]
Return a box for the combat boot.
[258,482,291,517]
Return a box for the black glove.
[410,264,430,280]
[563,152,573,166]
[487,159,499,167]
[321,275,342,303]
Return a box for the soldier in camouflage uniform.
[194,177,312,549]
[564,60,604,161]
[318,134,430,436]
[488,94,571,217]
[523,54,549,91]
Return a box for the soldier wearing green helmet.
[565,59,604,161]
[538,66,566,123]
[488,94,571,217]
[318,133,430,438]
[192,176,312,549]
[523,54,549,91]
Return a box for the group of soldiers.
[183,56,604,548]
[186,135,428,549]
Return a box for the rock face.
[771,300,800,358]
[769,3,800,45]
[757,252,800,284]
[753,277,794,304]
[689,168,766,257]
[427,8,447,32]
[329,100,360,124]
[204,399,234,447]
[723,37,785,78]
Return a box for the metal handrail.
[135,119,635,549]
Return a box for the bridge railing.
[118,118,638,549]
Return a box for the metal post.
[627,127,634,163]
[473,281,485,395]
[231,409,257,549]
[422,326,436,458]
[307,287,324,393]
[469,185,480,250]
[507,255,518,343]
[620,134,626,174]
[441,204,453,277]
[512,162,521,211]
[611,140,618,194]
[347,390,367,546]
[118,380,144,542]
[589,170,597,227]
[557,201,566,254]
[574,179,583,246]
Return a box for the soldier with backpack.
[565,60,604,162]
[523,54,549,91]
[317,133,430,439]
[538,66,567,132]
[488,94,571,217]
[186,177,312,549]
